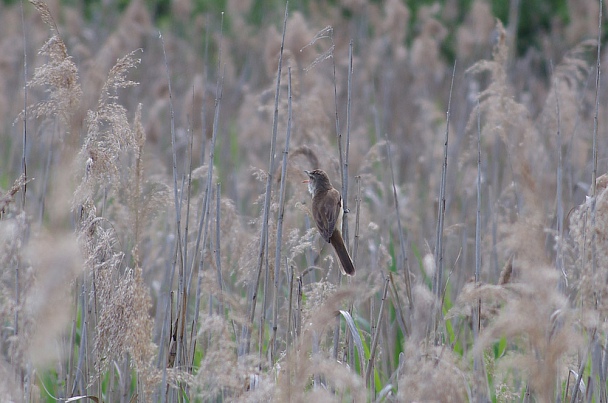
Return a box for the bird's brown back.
[312,187,341,243]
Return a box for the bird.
[304,169,355,276]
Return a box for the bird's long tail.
[330,229,355,276]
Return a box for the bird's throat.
[307,180,315,197]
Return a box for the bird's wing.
[313,189,341,242]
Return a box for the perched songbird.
[304,169,355,276]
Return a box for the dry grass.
[0,0,606,401]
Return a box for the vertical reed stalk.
[271,67,293,363]
[189,14,224,370]
[385,136,412,307]
[242,2,288,357]
[215,182,224,315]
[432,61,456,342]
[366,276,390,388]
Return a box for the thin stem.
[241,2,289,357]
[551,61,567,288]
[591,0,602,276]
[330,29,343,361]
[271,67,293,364]
[366,276,390,387]
[342,40,353,245]
[183,113,195,303]
[474,98,482,316]
[215,182,224,315]
[432,61,456,342]
[160,31,181,242]
[385,136,412,306]
[472,98,488,402]
[331,29,344,191]
[348,176,362,370]
[190,12,225,368]
[286,262,294,349]
[200,13,210,166]
[20,0,28,211]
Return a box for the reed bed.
[0,0,606,401]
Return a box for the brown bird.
[304,169,355,276]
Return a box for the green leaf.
[339,309,366,375]
[493,336,507,359]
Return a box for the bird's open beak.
[303,170,310,183]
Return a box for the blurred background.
[0,0,606,401]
